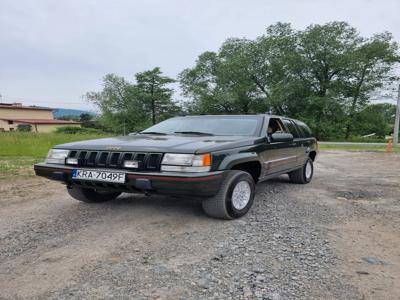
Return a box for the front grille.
[67,150,163,171]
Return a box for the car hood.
[54,134,259,154]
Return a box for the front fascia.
[34,163,224,197]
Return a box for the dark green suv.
[34,115,317,219]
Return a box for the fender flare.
[218,152,260,170]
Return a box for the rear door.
[281,118,303,169]
[293,120,314,165]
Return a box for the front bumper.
[34,163,224,197]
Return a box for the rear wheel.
[67,186,121,203]
[289,157,314,184]
[202,170,255,220]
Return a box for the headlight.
[45,149,69,164]
[161,153,211,172]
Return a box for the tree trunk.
[151,98,156,124]
[150,79,156,124]
[345,65,368,139]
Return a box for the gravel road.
[0,151,399,300]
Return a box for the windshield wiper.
[174,131,214,136]
[140,131,167,135]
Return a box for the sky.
[0,0,399,111]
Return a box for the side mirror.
[270,132,293,142]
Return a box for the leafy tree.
[341,33,399,138]
[86,69,178,132]
[352,103,396,137]
[179,23,297,115]
[135,67,177,124]
[79,113,93,122]
[180,21,399,140]
[287,22,360,138]
[86,74,145,133]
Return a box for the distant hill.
[53,108,96,118]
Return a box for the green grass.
[0,132,110,157]
[0,132,111,180]
[0,156,43,180]
[319,144,400,153]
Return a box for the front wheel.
[67,186,121,203]
[288,157,314,184]
[202,170,255,220]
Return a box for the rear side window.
[282,119,300,138]
[294,120,312,138]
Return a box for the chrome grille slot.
[108,152,121,167]
[134,153,146,163]
[98,152,109,166]
[122,153,134,161]
[87,152,98,166]
[78,151,88,166]
[146,153,162,170]
[68,150,78,158]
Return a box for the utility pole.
[394,84,400,147]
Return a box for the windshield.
[141,116,261,136]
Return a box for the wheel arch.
[309,150,317,161]
[218,153,262,183]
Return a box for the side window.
[294,121,312,138]
[267,118,287,136]
[282,119,300,138]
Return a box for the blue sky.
[0,0,399,110]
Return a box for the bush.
[55,126,101,134]
[17,124,32,132]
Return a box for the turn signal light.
[202,153,211,166]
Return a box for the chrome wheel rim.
[305,161,312,179]
[231,181,251,210]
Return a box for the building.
[0,103,81,132]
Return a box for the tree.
[135,67,177,125]
[86,74,144,133]
[341,33,399,138]
[353,103,396,137]
[179,23,298,115]
[180,21,399,140]
[287,22,361,138]
[86,69,178,132]
[79,113,93,122]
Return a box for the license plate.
[72,169,126,183]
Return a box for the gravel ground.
[0,151,399,299]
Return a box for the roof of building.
[0,118,81,125]
[0,103,53,111]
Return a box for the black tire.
[289,157,314,184]
[67,186,121,203]
[202,170,255,220]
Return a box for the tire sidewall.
[225,173,255,218]
[303,158,314,183]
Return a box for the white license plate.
[72,169,126,183]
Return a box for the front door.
[260,118,297,176]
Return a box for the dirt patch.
[0,151,399,299]
[329,219,400,300]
